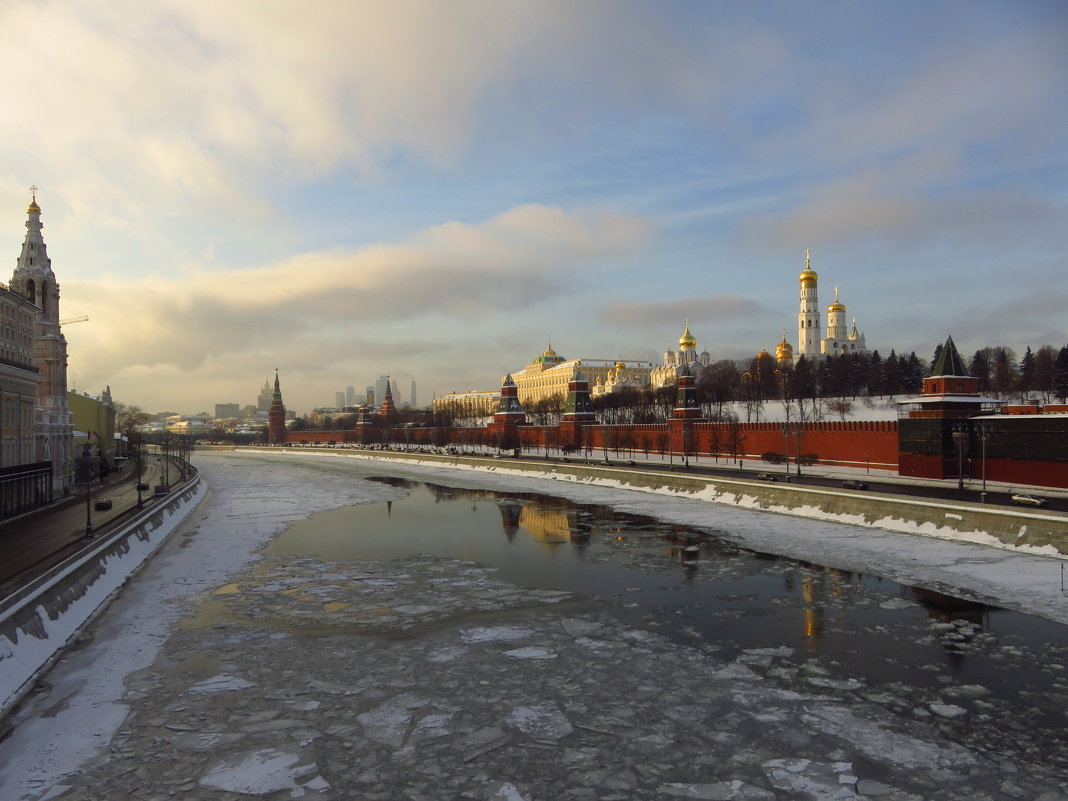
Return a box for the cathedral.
[7,190,73,494]
[791,249,866,363]
[650,321,712,388]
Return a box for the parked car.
[94,498,113,511]
[136,482,150,491]
[842,480,869,490]
[1011,493,1048,508]
[756,472,779,482]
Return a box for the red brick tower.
[378,377,398,421]
[268,370,286,444]
[490,374,526,453]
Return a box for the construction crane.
[59,315,89,325]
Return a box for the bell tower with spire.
[796,249,821,359]
[10,189,73,494]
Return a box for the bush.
[761,451,786,465]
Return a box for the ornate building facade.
[650,322,712,388]
[8,191,73,494]
[511,345,654,406]
[793,250,866,362]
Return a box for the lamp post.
[781,423,791,482]
[951,422,969,490]
[81,442,94,539]
[976,422,991,503]
[135,441,144,509]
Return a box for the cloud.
[61,203,650,399]
[597,295,772,329]
[740,164,1065,252]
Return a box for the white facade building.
[794,250,867,363]
[650,322,711,388]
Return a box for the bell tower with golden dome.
[9,189,73,495]
[796,249,821,359]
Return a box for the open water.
[265,475,1068,769]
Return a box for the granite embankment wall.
[0,476,205,717]
[255,448,1068,558]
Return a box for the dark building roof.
[929,335,968,378]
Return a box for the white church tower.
[796,249,821,359]
[9,189,73,494]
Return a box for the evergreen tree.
[1018,346,1035,399]
[904,352,924,393]
[1034,345,1057,402]
[969,349,991,392]
[882,350,903,396]
[1054,345,1068,402]
[867,350,883,396]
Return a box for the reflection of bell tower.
[10,189,73,494]
[497,500,523,541]
[801,574,824,654]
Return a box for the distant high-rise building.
[366,386,375,405]
[335,391,346,408]
[375,376,390,408]
[346,385,356,406]
[257,378,273,412]
[410,380,417,408]
[215,403,241,418]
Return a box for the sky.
[1,0,1065,415]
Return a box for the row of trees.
[963,344,1068,401]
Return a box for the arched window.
[25,279,36,305]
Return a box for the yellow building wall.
[67,392,117,460]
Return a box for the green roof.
[930,335,968,377]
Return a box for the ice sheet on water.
[186,674,256,694]
[503,647,557,660]
[198,746,328,797]
[802,705,976,770]
[503,703,573,739]
[460,625,535,643]
[762,758,857,800]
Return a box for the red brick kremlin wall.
[283,420,900,471]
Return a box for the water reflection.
[267,475,1068,767]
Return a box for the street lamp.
[135,441,144,509]
[81,441,94,539]
[975,422,991,503]
[951,422,969,490]
[781,423,792,482]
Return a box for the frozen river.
[2,450,1067,801]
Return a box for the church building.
[8,190,73,495]
[793,250,867,362]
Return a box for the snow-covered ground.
[1,450,1066,801]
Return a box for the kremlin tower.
[268,370,286,444]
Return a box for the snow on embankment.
[0,478,206,715]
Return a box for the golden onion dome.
[775,334,793,361]
[756,345,772,361]
[678,321,697,349]
[27,197,40,214]
[799,249,817,287]
[615,360,626,371]
[828,286,845,312]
